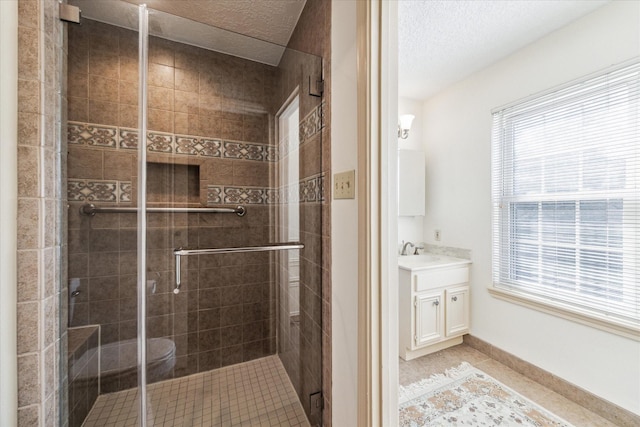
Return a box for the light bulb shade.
[399,114,415,131]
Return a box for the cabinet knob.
[433,300,439,306]
[452,296,458,302]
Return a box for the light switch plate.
[333,170,355,199]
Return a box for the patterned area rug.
[399,362,574,426]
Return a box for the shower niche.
[146,161,201,205]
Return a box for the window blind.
[491,61,640,328]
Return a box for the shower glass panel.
[140,6,324,426]
[65,2,142,426]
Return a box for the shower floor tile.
[83,355,310,427]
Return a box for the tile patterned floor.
[83,356,310,427]
[399,343,619,427]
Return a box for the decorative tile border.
[279,101,325,158]
[223,141,275,161]
[119,127,138,150]
[207,186,223,205]
[70,178,323,207]
[147,132,173,153]
[299,173,325,203]
[278,175,325,204]
[299,101,325,146]
[69,110,325,160]
[68,122,118,147]
[119,182,132,203]
[68,179,132,203]
[207,186,272,205]
[175,136,221,157]
[207,174,325,206]
[68,121,326,206]
[68,121,275,162]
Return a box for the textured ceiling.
[71,0,306,66]
[399,0,610,100]
[71,0,610,95]
[124,0,307,46]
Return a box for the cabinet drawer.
[414,267,469,292]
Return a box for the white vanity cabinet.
[399,258,471,361]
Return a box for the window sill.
[488,286,640,341]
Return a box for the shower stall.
[63,2,325,426]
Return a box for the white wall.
[331,0,359,424]
[421,1,640,414]
[0,0,18,424]
[397,97,424,250]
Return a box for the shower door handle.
[174,252,181,294]
[172,242,304,294]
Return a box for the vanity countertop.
[398,253,471,272]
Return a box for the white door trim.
[356,1,399,426]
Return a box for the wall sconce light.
[398,114,415,139]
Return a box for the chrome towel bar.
[173,242,304,294]
[79,203,246,217]
[173,243,304,257]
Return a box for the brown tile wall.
[68,20,274,142]
[67,19,279,394]
[16,0,66,426]
[64,1,331,423]
[68,208,276,391]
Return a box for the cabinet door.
[414,292,443,347]
[445,286,469,336]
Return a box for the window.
[491,61,640,331]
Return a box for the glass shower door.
[139,5,325,426]
[64,2,144,425]
[275,48,325,426]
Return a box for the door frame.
[356,1,399,426]
[274,89,301,347]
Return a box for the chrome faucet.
[401,241,414,256]
[413,244,424,255]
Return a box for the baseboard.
[463,334,640,427]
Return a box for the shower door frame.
[136,5,150,426]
